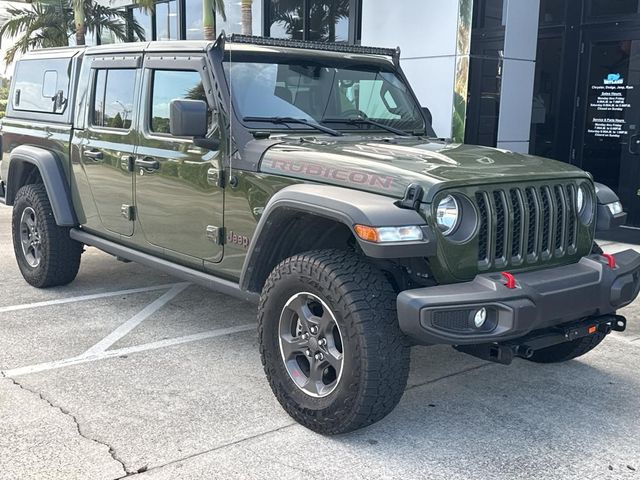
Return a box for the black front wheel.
[258,250,410,435]
[12,184,83,288]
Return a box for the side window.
[91,68,136,130]
[13,58,71,114]
[150,69,209,134]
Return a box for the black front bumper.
[397,250,640,345]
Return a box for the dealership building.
[10,0,640,228]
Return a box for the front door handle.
[135,157,160,170]
[84,149,103,160]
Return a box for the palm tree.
[241,0,252,35]
[0,0,146,63]
[70,0,153,46]
[203,0,226,41]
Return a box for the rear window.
[12,58,71,114]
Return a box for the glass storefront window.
[529,37,563,159]
[266,0,354,42]
[130,7,152,41]
[308,0,349,42]
[155,0,178,41]
[473,0,505,29]
[588,0,640,17]
[185,0,204,39]
[268,0,304,39]
[216,0,244,35]
[539,0,566,25]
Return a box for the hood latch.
[398,183,424,211]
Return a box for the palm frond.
[214,0,227,21]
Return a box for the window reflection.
[151,70,206,133]
[92,69,136,130]
[588,0,640,17]
[269,0,304,39]
[539,0,566,24]
[185,0,204,39]
[130,7,152,41]
[308,0,349,42]
[530,37,562,158]
[155,0,178,41]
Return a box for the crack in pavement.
[0,362,496,479]
[120,364,498,478]
[0,371,131,477]
[117,423,299,479]
[405,363,495,392]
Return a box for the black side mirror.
[170,99,208,137]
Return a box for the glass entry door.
[574,28,640,227]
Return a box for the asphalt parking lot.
[0,203,639,480]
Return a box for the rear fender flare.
[6,145,77,226]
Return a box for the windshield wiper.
[243,116,342,137]
[321,117,410,137]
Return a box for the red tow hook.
[501,272,517,289]
[602,253,616,269]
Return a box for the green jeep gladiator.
[1,35,639,435]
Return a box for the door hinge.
[580,42,585,54]
[571,148,576,161]
[206,225,225,245]
[121,204,136,221]
[576,96,580,108]
[207,167,224,188]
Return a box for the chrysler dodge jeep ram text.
[1,34,639,434]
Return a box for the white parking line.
[82,283,190,356]
[0,283,189,314]
[2,324,255,377]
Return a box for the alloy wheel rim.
[278,292,345,398]
[19,207,43,268]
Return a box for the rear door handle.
[84,149,103,160]
[135,157,160,170]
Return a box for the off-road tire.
[12,184,82,288]
[526,331,607,363]
[258,249,410,435]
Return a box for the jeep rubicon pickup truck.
[1,34,639,435]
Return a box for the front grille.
[476,183,580,271]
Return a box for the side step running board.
[70,229,259,304]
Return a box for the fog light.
[473,308,487,328]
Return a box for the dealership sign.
[587,73,634,139]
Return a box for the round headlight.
[577,184,594,224]
[577,185,585,213]
[436,195,460,235]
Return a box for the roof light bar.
[225,34,400,59]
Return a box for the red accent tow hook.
[602,253,616,269]
[501,272,516,289]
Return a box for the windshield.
[224,53,425,135]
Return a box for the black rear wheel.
[258,249,410,435]
[12,184,82,288]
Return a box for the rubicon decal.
[262,158,394,189]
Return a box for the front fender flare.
[240,184,435,292]
[6,145,77,226]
